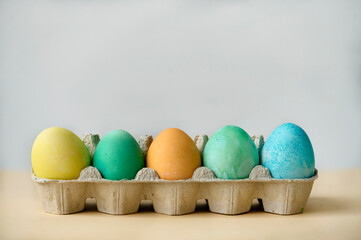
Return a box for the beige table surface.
[0,169,360,240]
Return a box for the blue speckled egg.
[261,123,315,179]
[203,125,259,179]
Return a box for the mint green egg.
[203,125,259,179]
[93,130,144,180]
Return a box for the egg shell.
[31,127,91,180]
[146,128,201,180]
[261,123,315,179]
[203,125,259,179]
[93,130,144,180]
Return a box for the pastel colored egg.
[261,123,315,179]
[203,125,259,179]
[146,128,201,180]
[31,127,91,180]
[93,130,144,180]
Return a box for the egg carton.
[32,134,318,216]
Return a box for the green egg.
[93,130,144,180]
[203,125,259,179]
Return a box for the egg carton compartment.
[32,134,317,216]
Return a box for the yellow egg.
[147,128,201,180]
[31,127,90,179]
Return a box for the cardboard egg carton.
[32,134,318,216]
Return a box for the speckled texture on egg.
[261,123,315,179]
[203,125,259,179]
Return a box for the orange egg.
[147,128,201,180]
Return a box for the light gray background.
[1,0,360,170]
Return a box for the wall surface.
[1,0,360,170]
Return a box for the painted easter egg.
[146,128,201,180]
[31,127,91,180]
[93,130,144,180]
[261,123,315,179]
[203,125,259,179]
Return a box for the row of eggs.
[31,123,315,181]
